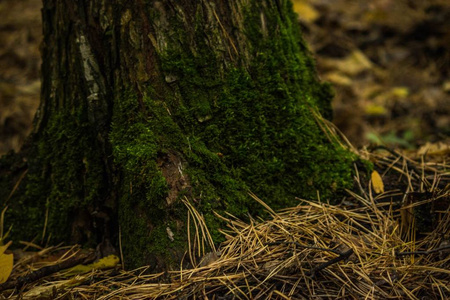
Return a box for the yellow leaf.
[90,254,120,269]
[0,241,13,283]
[390,87,409,98]
[443,81,450,92]
[365,104,387,116]
[324,72,353,86]
[23,275,87,299]
[292,0,319,23]
[65,255,120,276]
[65,264,91,275]
[336,50,373,76]
[371,171,384,194]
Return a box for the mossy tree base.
[0,0,355,270]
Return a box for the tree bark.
[0,0,355,270]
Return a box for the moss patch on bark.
[1,1,357,270]
[0,106,108,245]
[111,1,356,268]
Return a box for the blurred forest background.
[0,0,449,155]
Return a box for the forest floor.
[0,0,449,299]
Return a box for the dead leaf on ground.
[0,241,13,283]
[417,142,450,157]
[324,72,353,86]
[322,50,373,76]
[292,0,319,23]
[371,170,385,194]
[64,254,120,276]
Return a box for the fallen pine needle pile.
[1,147,449,299]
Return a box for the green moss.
[108,89,182,268]
[113,1,356,268]
[159,0,355,203]
[0,104,107,245]
[2,0,357,270]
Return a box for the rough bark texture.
[0,0,356,270]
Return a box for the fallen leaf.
[64,255,120,276]
[390,87,409,98]
[22,275,88,299]
[0,241,13,283]
[443,81,450,92]
[365,104,387,116]
[371,171,384,194]
[324,72,353,86]
[337,50,373,76]
[292,0,319,23]
[417,142,450,157]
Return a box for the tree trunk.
[0,0,355,270]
